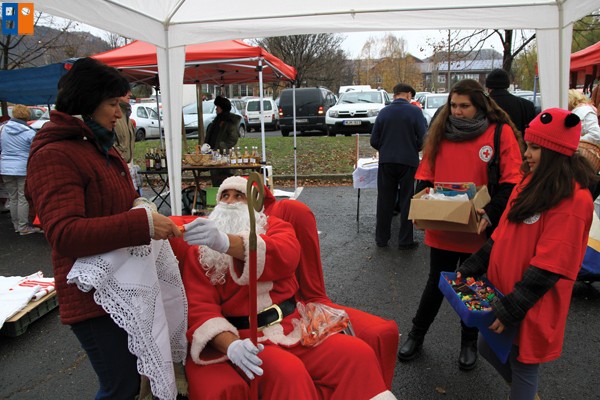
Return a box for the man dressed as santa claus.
[180,176,395,399]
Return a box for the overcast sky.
[341,30,505,60]
[64,18,504,61]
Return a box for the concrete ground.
[0,185,599,399]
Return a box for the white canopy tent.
[38,0,600,215]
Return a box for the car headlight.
[329,110,339,118]
[367,109,380,117]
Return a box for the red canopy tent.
[570,41,600,90]
[571,41,600,73]
[93,39,297,86]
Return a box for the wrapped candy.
[295,302,354,347]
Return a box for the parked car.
[512,90,542,115]
[420,93,448,126]
[183,99,246,139]
[29,109,51,131]
[0,105,47,126]
[278,87,337,137]
[325,89,391,136]
[230,99,247,119]
[130,103,161,141]
[244,98,279,131]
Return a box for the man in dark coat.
[370,83,427,249]
[485,69,536,136]
[204,96,241,186]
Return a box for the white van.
[244,98,279,131]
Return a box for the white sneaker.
[19,226,42,236]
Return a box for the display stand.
[138,169,171,210]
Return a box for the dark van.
[278,87,337,136]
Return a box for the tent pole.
[293,84,297,192]
[155,88,164,150]
[259,60,266,166]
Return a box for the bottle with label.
[148,148,155,170]
[160,149,167,170]
[154,148,162,171]
[230,147,237,165]
[236,146,242,164]
[249,146,256,164]
[242,146,249,164]
[145,149,151,170]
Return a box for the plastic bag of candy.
[295,302,354,347]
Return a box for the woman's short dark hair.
[55,57,130,116]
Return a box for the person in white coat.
[0,105,40,235]
[568,89,600,145]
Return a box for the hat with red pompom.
[524,108,581,156]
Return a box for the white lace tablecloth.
[67,240,188,400]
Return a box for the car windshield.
[427,96,447,109]
[203,101,216,114]
[247,100,273,112]
[339,92,381,104]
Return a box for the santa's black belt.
[226,297,296,330]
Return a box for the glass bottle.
[242,146,249,164]
[230,147,237,165]
[236,146,242,164]
[148,148,155,170]
[145,149,151,170]
[160,149,167,169]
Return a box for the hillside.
[1,24,111,68]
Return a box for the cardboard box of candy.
[408,186,490,233]
[439,272,517,363]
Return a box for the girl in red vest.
[457,108,598,400]
[398,79,523,370]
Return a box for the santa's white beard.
[199,202,267,285]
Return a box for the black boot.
[398,329,425,362]
[458,339,478,371]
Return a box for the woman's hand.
[489,318,505,334]
[476,208,491,235]
[152,213,182,240]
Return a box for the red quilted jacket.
[26,111,152,324]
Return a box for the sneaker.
[19,226,42,236]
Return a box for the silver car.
[183,99,247,139]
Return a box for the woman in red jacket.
[457,108,597,399]
[25,58,181,399]
[398,79,523,370]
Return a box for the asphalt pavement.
[1,185,599,399]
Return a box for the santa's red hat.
[216,176,248,200]
[524,108,581,156]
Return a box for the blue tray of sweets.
[439,271,517,363]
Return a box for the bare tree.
[254,34,346,92]
[0,12,76,70]
[105,32,130,49]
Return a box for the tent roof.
[38,0,599,49]
[93,40,297,85]
[570,41,600,72]
[0,62,72,105]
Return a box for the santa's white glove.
[227,338,264,380]
[183,218,230,253]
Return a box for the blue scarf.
[83,116,116,156]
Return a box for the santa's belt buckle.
[257,303,283,331]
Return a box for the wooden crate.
[1,291,58,337]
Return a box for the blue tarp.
[0,61,73,105]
